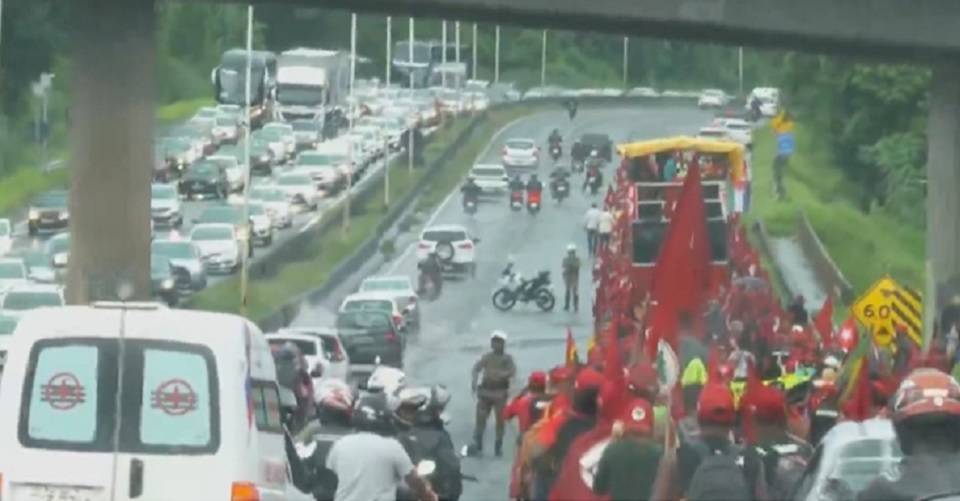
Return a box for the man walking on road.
[562,244,581,312]
[470,330,517,457]
[597,208,615,252]
[583,203,602,257]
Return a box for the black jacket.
[398,425,463,500]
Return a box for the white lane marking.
[387,114,531,275]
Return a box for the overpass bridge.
[68,0,960,311]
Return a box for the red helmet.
[837,318,859,353]
[528,371,547,391]
[891,368,960,423]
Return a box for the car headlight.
[161,278,175,290]
[28,209,39,220]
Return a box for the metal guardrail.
[796,210,855,304]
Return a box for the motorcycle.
[552,179,569,203]
[509,190,524,211]
[491,265,556,312]
[549,143,562,162]
[527,190,542,214]
[463,197,478,215]
[417,267,443,300]
[586,174,600,195]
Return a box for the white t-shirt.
[597,211,615,234]
[583,208,602,230]
[326,432,414,501]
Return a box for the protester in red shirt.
[504,371,549,435]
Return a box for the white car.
[263,122,296,158]
[275,171,322,211]
[208,155,244,193]
[266,328,351,383]
[358,275,420,328]
[715,118,753,145]
[0,283,64,318]
[502,138,540,169]
[212,114,240,144]
[464,91,490,112]
[150,183,183,228]
[0,218,12,256]
[416,224,478,276]
[249,187,293,229]
[354,125,386,157]
[626,87,660,98]
[190,223,242,274]
[296,151,346,192]
[698,89,728,108]
[339,291,409,333]
[697,126,730,142]
[246,203,275,247]
[45,232,70,269]
[0,258,29,292]
[470,164,509,193]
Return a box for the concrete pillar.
[927,63,960,311]
[66,0,155,304]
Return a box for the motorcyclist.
[509,175,525,192]
[549,167,571,199]
[394,386,463,501]
[586,149,604,170]
[417,250,443,297]
[526,174,543,194]
[273,341,315,432]
[296,379,356,501]
[326,393,439,501]
[469,330,517,457]
[548,128,562,147]
[858,368,960,501]
[460,176,481,207]
[583,158,603,194]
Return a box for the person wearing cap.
[504,371,549,436]
[469,330,517,457]
[561,243,581,312]
[592,399,661,501]
[741,384,812,499]
[676,383,740,497]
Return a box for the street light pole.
[738,46,744,96]
[494,25,500,83]
[386,16,392,87]
[344,12,357,235]
[455,21,461,64]
[441,21,448,89]
[622,37,629,88]
[540,30,547,88]
[471,23,477,81]
[408,17,414,174]
[239,4,254,313]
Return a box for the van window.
[26,344,100,444]
[140,348,212,447]
[19,339,219,454]
[251,380,283,434]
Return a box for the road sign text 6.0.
[863,304,891,320]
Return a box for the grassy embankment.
[189,105,539,321]
[746,125,924,294]
[0,98,213,217]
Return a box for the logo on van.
[151,378,198,416]
[41,372,86,411]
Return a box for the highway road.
[287,103,714,499]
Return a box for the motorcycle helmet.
[891,368,960,454]
[590,150,599,158]
[353,392,393,435]
[490,330,508,342]
[316,379,354,425]
[392,386,430,428]
[567,243,576,253]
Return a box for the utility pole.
[471,23,477,81]
[441,21,448,89]
[622,37,629,89]
[408,17,414,173]
[494,25,500,83]
[383,135,390,207]
[738,46,744,96]
[344,12,357,235]
[386,16,392,87]
[239,4,253,313]
[455,21,461,64]
[540,30,547,88]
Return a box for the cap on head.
[549,365,574,385]
[528,371,547,390]
[575,367,605,391]
[749,385,787,425]
[618,398,653,435]
[490,330,508,342]
[697,383,736,426]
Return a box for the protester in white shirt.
[596,210,615,251]
[583,203,602,256]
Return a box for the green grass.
[189,105,540,321]
[745,125,925,294]
[157,98,215,124]
[0,166,70,216]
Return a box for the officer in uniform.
[469,330,517,457]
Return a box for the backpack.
[751,442,809,500]
[686,446,750,501]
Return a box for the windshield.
[298,153,339,166]
[0,262,25,279]
[278,175,310,186]
[506,140,534,149]
[47,236,70,255]
[277,85,325,106]
[151,185,177,199]
[199,208,241,224]
[188,163,218,177]
[0,220,10,237]
[215,116,235,127]
[336,311,392,331]
[3,291,62,310]
[422,230,467,242]
[153,241,195,260]
[217,67,263,105]
[268,338,317,356]
[252,189,286,202]
[191,227,233,241]
[361,279,410,292]
[291,120,318,131]
[343,299,393,313]
[472,167,505,177]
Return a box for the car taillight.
[502,147,508,156]
[458,241,474,250]
[418,242,431,249]
[393,313,403,325]
[385,329,398,342]
[231,482,260,501]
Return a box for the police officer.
[469,330,517,457]
[561,244,581,312]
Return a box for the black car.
[335,310,404,369]
[179,161,229,200]
[28,190,69,236]
[572,133,614,163]
[150,255,189,306]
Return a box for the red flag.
[814,295,834,346]
[547,424,613,501]
[565,328,580,367]
[645,165,712,355]
[842,365,874,421]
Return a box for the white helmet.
[590,150,599,158]
[567,243,576,252]
[490,330,508,342]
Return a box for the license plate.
[14,484,103,501]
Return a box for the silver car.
[152,239,208,291]
[502,138,540,169]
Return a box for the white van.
[0,303,313,501]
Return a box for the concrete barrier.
[750,219,793,305]
[796,210,855,304]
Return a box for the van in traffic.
[0,303,312,501]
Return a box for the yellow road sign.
[852,277,923,347]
